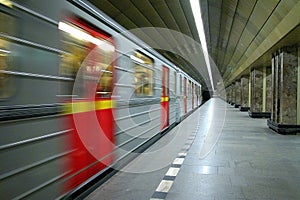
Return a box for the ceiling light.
[190,0,215,91]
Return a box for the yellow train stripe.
[63,100,115,114]
[161,96,169,102]
[95,100,116,110]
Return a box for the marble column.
[248,71,251,108]
[226,87,229,103]
[249,67,271,118]
[234,81,241,108]
[268,46,300,134]
[221,88,225,102]
[265,67,272,112]
[231,84,235,105]
[231,83,236,106]
[262,66,272,113]
[228,85,233,105]
[298,46,300,126]
[226,86,230,103]
[239,76,250,111]
[228,85,232,104]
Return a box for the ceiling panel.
[131,1,165,27]
[222,0,256,70]
[209,0,222,61]
[217,0,238,74]
[88,0,300,89]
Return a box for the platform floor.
[85,98,300,200]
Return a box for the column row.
[225,46,300,134]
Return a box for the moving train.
[0,0,202,199]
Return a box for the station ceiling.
[89,0,300,90]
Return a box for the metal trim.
[114,66,134,74]
[15,172,69,200]
[0,150,74,180]
[0,33,67,54]
[0,129,71,150]
[11,1,58,26]
[116,122,160,147]
[117,98,161,107]
[0,104,64,122]
[0,70,74,81]
[115,107,160,121]
[115,115,160,136]
[114,83,135,88]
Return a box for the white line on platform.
[173,158,184,165]
[178,152,187,157]
[155,180,174,193]
[165,167,180,176]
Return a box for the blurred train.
[0,0,202,199]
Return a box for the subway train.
[0,0,202,199]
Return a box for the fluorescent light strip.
[190,0,215,91]
[0,49,10,54]
[130,55,144,64]
[58,21,115,52]
[0,0,12,7]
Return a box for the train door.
[161,66,169,130]
[183,77,187,114]
[59,18,115,191]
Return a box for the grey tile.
[242,184,299,200]
[166,192,214,200]
[200,184,245,199]
[230,176,247,186]
[218,167,235,175]
[180,165,218,175]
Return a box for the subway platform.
[85,98,300,200]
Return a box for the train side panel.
[112,36,160,160]
[0,1,69,199]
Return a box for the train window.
[132,51,154,96]
[174,71,177,95]
[187,80,190,96]
[179,75,182,95]
[0,10,16,99]
[162,66,169,97]
[183,77,186,96]
[59,18,115,98]
[0,39,13,99]
[192,83,194,96]
[189,80,191,96]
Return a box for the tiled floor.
[85,98,300,200]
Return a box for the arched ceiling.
[88,0,300,90]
